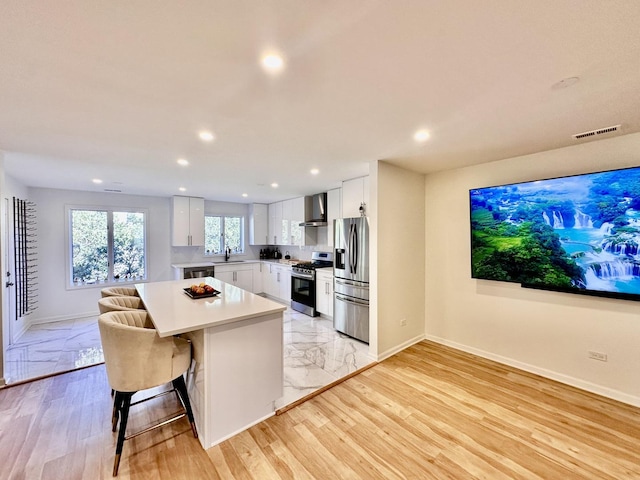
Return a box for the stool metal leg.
[172,375,198,438]
[113,391,133,476]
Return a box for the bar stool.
[98,310,197,476]
[98,295,145,314]
[101,286,138,298]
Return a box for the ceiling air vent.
[104,188,122,193]
[573,124,621,140]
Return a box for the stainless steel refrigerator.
[333,217,369,343]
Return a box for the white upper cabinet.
[267,197,317,246]
[291,196,316,246]
[268,202,283,245]
[281,199,293,245]
[327,188,341,247]
[342,176,369,218]
[171,196,205,246]
[249,203,268,245]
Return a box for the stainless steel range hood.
[299,193,328,227]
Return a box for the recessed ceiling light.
[271,182,279,188]
[179,187,186,192]
[242,193,248,198]
[413,129,430,143]
[177,158,189,166]
[198,131,215,142]
[92,178,103,184]
[310,168,319,175]
[261,53,285,73]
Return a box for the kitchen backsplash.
[170,242,332,265]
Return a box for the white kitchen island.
[135,277,286,449]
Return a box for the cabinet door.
[215,270,234,284]
[281,199,292,245]
[172,196,191,246]
[316,277,328,314]
[172,196,204,246]
[325,277,333,317]
[268,202,283,245]
[327,188,341,248]
[316,272,333,316]
[290,197,303,246]
[278,266,292,301]
[253,263,264,293]
[342,177,364,218]
[236,269,253,292]
[264,264,280,298]
[249,204,268,245]
[189,197,205,246]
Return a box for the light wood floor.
[1,340,638,479]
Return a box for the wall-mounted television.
[469,165,640,301]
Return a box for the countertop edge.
[157,305,287,336]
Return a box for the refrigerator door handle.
[335,278,368,288]
[335,294,369,307]
[352,224,358,273]
[348,223,357,275]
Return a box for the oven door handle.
[292,272,314,280]
[335,294,369,307]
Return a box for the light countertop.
[135,277,286,337]
[171,262,216,268]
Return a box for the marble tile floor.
[4,316,104,385]
[3,308,373,409]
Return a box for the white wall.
[29,188,173,322]
[28,189,278,322]
[424,132,640,406]
[373,161,426,360]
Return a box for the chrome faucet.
[225,247,231,262]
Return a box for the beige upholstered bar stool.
[98,310,197,476]
[98,295,145,314]
[100,286,138,298]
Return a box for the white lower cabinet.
[214,264,254,292]
[253,262,264,294]
[315,269,333,317]
[262,263,291,302]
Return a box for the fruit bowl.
[183,284,220,299]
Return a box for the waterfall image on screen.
[469,165,640,300]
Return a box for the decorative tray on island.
[183,286,221,299]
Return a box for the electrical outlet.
[588,351,608,362]
[400,318,407,327]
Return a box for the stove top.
[292,252,333,275]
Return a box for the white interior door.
[3,197,17,348]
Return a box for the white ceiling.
[1,1,640,204]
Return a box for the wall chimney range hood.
[300,193,328,227]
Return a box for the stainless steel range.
[291,251,333,317]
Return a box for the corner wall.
[373,161,425,360]
[424,132,640,406]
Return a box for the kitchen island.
[135,277,286,449]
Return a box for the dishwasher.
[183,265,215,279]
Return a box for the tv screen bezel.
[469,164,640,302]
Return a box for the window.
[69,208,146,285]
[205,215,244,255]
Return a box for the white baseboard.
[425,334,640,408]
[12,322,29,342]
[376,333,425,362]
[27,312,98,326]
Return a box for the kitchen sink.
[214,260,246,264]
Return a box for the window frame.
[204,214,245,256]
[65,205,149,289]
